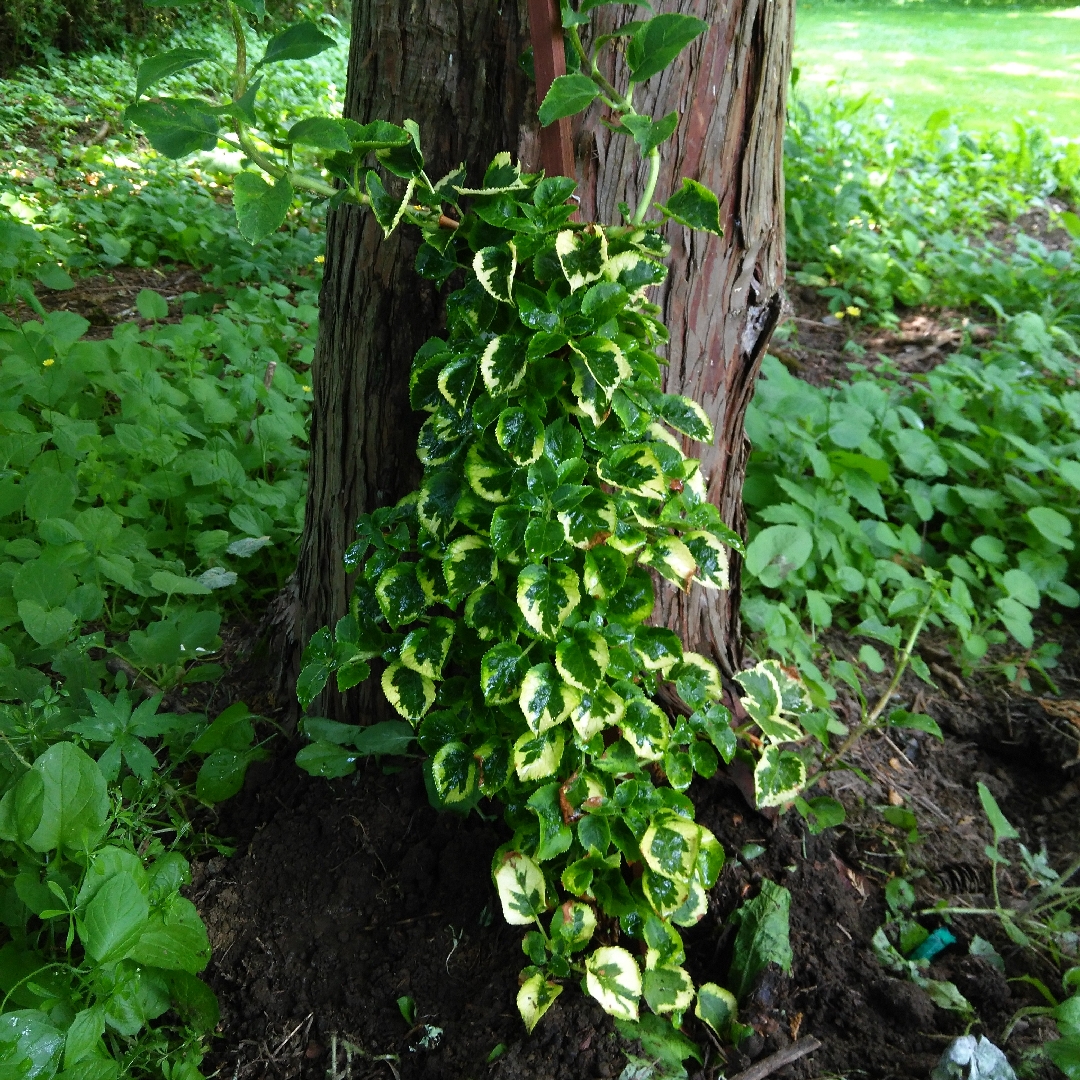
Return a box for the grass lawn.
[794,1,1080,136]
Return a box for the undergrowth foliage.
[0,25,328,1076]
[120,0,829,1034]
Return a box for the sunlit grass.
[795,1,1080,136]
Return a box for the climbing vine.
[125,0,833,1035]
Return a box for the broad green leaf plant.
[125,0,830,1033]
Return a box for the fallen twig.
[727,1036,822,1080]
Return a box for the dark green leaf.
[295,741,358,778]
[17,742,109,853]
[233,171,293,244]
[0,1012,63,1080]
[619,111,678,155]
[662,177,722,235]
[124,100,219,158]
[286,116,351,151]
[257,21,336,66]
[196,748,251,803]
[79,871,149,963]
[728,880,792,1000]
[353,720,417,755]
[627,14,708,83]
[538,73,600,126]
[135,48,215,101]
[129,895,210,972]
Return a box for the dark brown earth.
[189,606,1079,1080]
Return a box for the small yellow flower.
[302,385,312,393]
[42,358,55,367]
[314,255,325,264]
[846,305,861,318]
[834,310,845,320]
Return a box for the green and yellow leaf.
[494,851,547,925]
[684,531,729,590]
[555,628,609,690]
[517,563,581,638]
[585,946,641,1021]
[381,661,435,721]
[519,663,580,733]
[572,684,625,743]
[400,617,454,679]
[517,972,563,1034]
[638,536,697,589]
[473,243,516,303]
[513,729,565,782]
[481,335,528,396]
[443,535,497,598]
[432,741,477,804]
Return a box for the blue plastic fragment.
[909,926,957,962]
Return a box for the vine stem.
[227,0,248,98]
[223,0,341,200]
[823,595,933,767]
[633,149,660,226]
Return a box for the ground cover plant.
[744,89,1080,705]
[0,23,332,1078]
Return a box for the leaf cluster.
[293,126,831,1026]
[0,689,260,1080]
[742,310,1080,690]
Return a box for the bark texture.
[286,0,534,713]
[290,0,792,714]
[578,0,793,677]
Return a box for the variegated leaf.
[431,741,477,804]
[642,869,689,918]
[572,684,625,743]
[584,946,641,1021]
[494,850,547,925]
[640,813,701,884]
[496,407,545,465]
[597,444,667,500]
[517,972,563,1034]
[473,242,516,303]
[443,535,497,598]
[381,661,435,721]
[642,960,694,1016]
[638,536,697,589]
[375,564,428,627]
[437,353,478,414]
[555,628,609,690]
[550,900,597,950]
[736,663,802,742]
[685,531,729,590]
[480,335,528,396]
[754,745,807,808]
[620,697,671,761]
[519,663,580,733]
[513,729,565,781]
[517,563,581,638]
[570,336,631,393]
[555,227,608,291]
[400,617,454,679]
[465,440,516,504]
[481,642,527,704]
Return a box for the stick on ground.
[728,1036,823,1080]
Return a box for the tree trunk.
[288,0,792,716]
[285,0,534,716]
[577,0,793,677]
